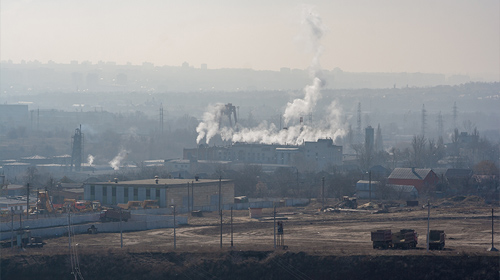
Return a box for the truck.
[429,230,445,250]
[99,209,131,222]
[371,229,418,249]
[392,229,418,249]
[371,230,393,249]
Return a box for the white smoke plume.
[196,103,225,144]
[109,150,128,170]
[87,154,95,166]
[195,6,345,145]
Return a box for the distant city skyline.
[1,0,499,81]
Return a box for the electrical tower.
[452,102,458,129]
[70,125,83,172]
[421,104,427,136]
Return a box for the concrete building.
[83,178,234,209]
[304,139,343,170]
[183,139,343,172]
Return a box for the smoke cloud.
[109,150,128,170]
[195,6,345,145]
[87,154,95,166]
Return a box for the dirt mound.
[2,251,498,280]
[437,195,486,207]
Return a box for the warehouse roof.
[388,168,433,180]
[89,178,232,186]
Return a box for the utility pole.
[219,175,222,249]
[172,205,176,250]
[273,205,276,249]
[369,171,372,202]
[10,208,14,251]
[26,183,30,219]
[67,206,73,272]
[487,208,498,251]
[321,177,325,206]
[187,182,190,212]
[426,200,430,252]
[218,176,222,213]
[120,209,123,248]
[230,207,233,248]
[296,169,299,196]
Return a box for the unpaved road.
[27,198,499,255]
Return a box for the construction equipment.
[392,229,418,249]
[371,230,393,249]
[117,201,142,210]
[16,228,44,248]
[142,200,159,209]
[36,190,56,214]
[92,201,102,211]
[429,230,445,250]
[87,225,98,234]
[336,196,358,209]
[62,199,94,212]
[99,209,130,222]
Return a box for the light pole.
[368,171,372,202]
[322,176,325,206]
[120,209,123,248]
[426,200,430,252]
[273,205,276,249]
[230,207,233,248]
[487,208,498,251]
[219,175,222,249]
[172,205,176,250]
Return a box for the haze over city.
[1,2,500,279]
[1,0,499,81]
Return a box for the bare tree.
[410,135,426,167]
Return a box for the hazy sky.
[1,0,499,80]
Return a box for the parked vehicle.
[429,230,445,250]
[371,229,418,250]
[371,230,392,249]
[99,209,131,222]
[392,229,418,249]
[87,225,98,234]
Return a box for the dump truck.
[429,230,445,250]
[392,229,418,249]
[99,209,131,222]
[117,201,143,210]
[142,200,159,209]
[371,230,393,249]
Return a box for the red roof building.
[387,168,439,194]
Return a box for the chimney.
[195,175,199,181]
[155,175,159,184]
[114,178,118,183]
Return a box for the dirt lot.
[2,196,499,279]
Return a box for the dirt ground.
[11,196,499,255]
[2,196,499,280]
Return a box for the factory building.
[183,139,342,171]
[83,178,234,209]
